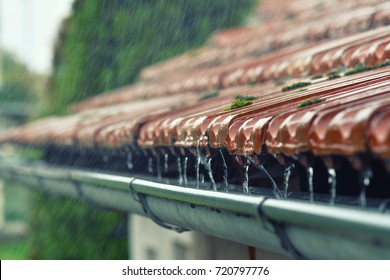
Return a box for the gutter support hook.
[129,180,190,233]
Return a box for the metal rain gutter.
[1,157,390,259]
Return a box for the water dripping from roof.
[196,153,201,188]
[177,156,183,185]
[195,139,216,190]
[359,168,372,208]
[328,168,336,205]
[156,154,162,180]
[243,160,250,194]
[206,157,217,191]
[283,163,294,199]
[219,149,228,191]
[260,164,281,199]
[147,157,153,174]
[127,152,133,170]
[307,166,314,203]
[164,154,169,174]
[183,156,188,186]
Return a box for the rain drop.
[127,152,133,170]
[219,149,229,191]
[359,168,372,208]
[307,167,314,203]
[328,168,336,205]
[283,163,295,199]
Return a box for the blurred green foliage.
[0,240,30,260]
[30,0,255,259]
[47,0,256,114]
[29,193,128,259]
[0,51,37,104]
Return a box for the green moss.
[297,98,326,109]
[345,60,390,76]
[198,89,220,101]
[327,71,341,80]
[224,99,253,111]
[281,82,311,92]
[234,95,257,101]
[327,67,345,80]
[344,63,368,76]
[378,59,390,68]
[311,73,323,80]
[293,88,308,94]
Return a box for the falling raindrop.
[243,162,250,194]
[196,156,201,188]
[127,152,133,170]
[196,140,201,188]
[156,154,162,180]
[200,174,205,184]
[183,156,188,186]
[148,158,153,174]
[219,149,229,191]
[283,163,295,199]
[307,167,314,203]
[328,168,336,205]
[164,154,169,174]
[359,168,372,208]
[177,156,183,185]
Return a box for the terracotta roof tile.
[1,0,390,179]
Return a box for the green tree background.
[47,0,256,114]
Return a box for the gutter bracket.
[129,180,190,233]
[258,197,307,260]
[71,178,112,211]
[379,199,390,213]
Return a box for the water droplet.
[127,152,133,170]
[148,158,153,174]
[256,163,280,199]
[183,156,188,186]
[200,174,205,184]
[328,168,336,205]
[359,169,372,208]
[195,139,216,190]
[219,149,228,191]
[307,167,314,203]
[164,154,169,174]
[102,154,109,163]
[196,140,201,188]
[156,154,162,180]
[284,163,295,199]
[196,155,201,188]
[206,157,217,191]
[243,162,250,194]
[177,156,183,185]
